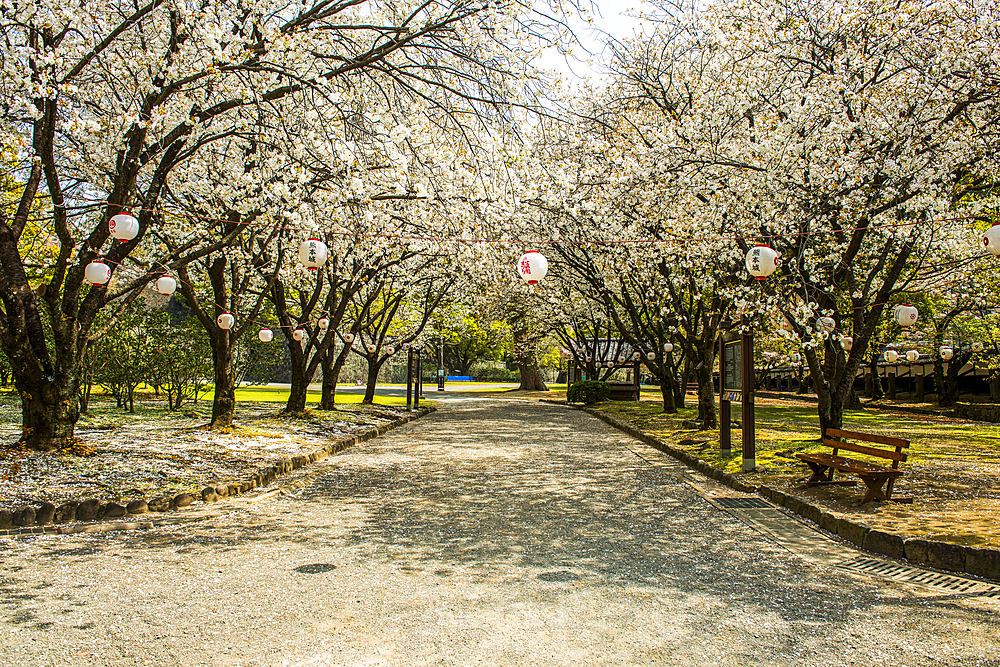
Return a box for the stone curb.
[580,405,1000,584]
[0,407,436,537]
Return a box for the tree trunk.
[516,355,548,391]
[319,346,350,410]
[517,360,549,391]
[695,350,716,429]
[210,334,237,428]
[15,370,79,450]
[659,377,676,413]
[285,339,310,414]
[363,357,387,404]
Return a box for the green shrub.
[567,380,610,404]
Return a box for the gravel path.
[1,398,998,666]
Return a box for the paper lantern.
[293,328,305,341]
[663,342,673,353]
[318,317,329,330]
[84,260,111,285]
[258,329,273,342]
[905,349,919,363]
[840,336,853,352]
[517,250,548,284]
[606,361,614,368]
[108,212,139,241]
[972,341,985,352]
[816,316,835,333]
[646,351,655,361]
[940,346,954,361]
[154,275,176,295]
[217,313,235,330]
[586,356,592,362]
[632,352,641,361]
[781,317,794,332]
[791,352,801,364]
[745,244,779,280]
[884,349,898,363]
[984,223,1000,256]
[343,332,355,344]
[298,237,329,271]
[366,343,377,353]
[387,346,395,355]
[894,304,918,327]
[617,354,626,363]
[403,343,411,350]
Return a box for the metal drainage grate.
[713,497,775,509]
[840,556,1000,596]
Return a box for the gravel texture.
[1,397,998,666]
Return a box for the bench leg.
[859,474,890,504]
[803,461,834,484]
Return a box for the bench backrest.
[823,428,909,469]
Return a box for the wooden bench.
[796,428,912,504]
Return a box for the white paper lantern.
[781,317,794,332]
[318,317,329,330]
[617,354,626,363]
[258,329,273,342]
[663,342,673,353]
[108,212,139,241]
[745,244,779,280]
[293,328,305,341]
[586,356,592,362]
[298,237,329,272]
[403,343,411,350]
[387,346,395,355]
[905,349,919,363]
[366,343,377,353]
[940,346,954,361]
[972,341,985,352]
[646,351,656,361]
[884,349,898,363]
[894,304,919,327]
[517,250,548,284]
[217,313,235,330]
[632,352,641,360]
[343,332,355,344]
[791,353,801,364]
[84,260,111,285]
[154,275,176,295]
[606,361,614,368]
[840,336,853,352]
[984,223,1000,256]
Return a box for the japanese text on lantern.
[750,248,761,273]
[520,258,531,275]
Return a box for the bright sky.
[533,1,657,86]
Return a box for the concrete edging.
[580,405,1000,583]
[0,407,436,537]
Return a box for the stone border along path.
[583,405,1000,585]
[2,396,1000,666]
[0,407,435,537]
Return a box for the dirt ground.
[494,389,1000,550]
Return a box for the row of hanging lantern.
[575,341,673,367]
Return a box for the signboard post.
[741,320,756,472]
[719,333,741,456]
[718,321,756,471]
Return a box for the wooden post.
[414,351,421,408]
[741,320,756,472]
[406,348,413,411]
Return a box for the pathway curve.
[1,398,998,666]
